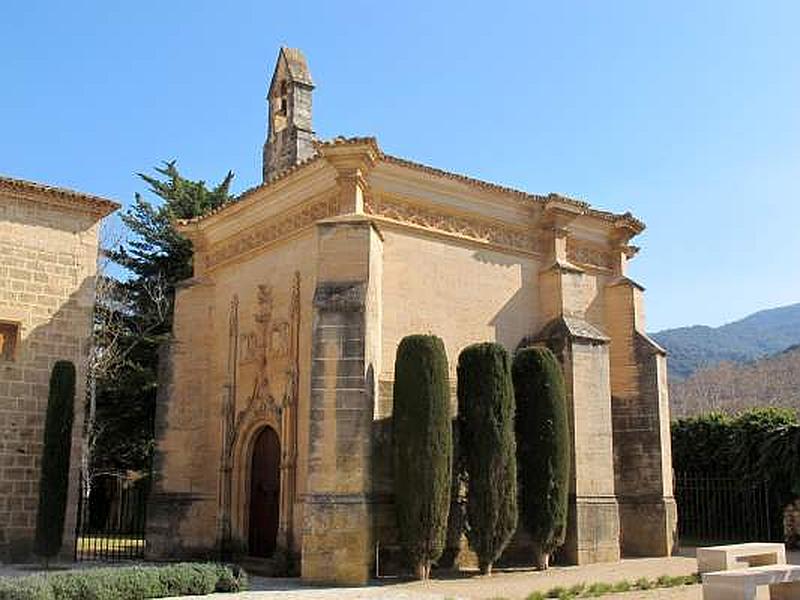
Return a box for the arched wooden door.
[248,426,280,557]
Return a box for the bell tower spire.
[262,47,316,182]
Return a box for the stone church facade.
[0,176,118,560]
[147,48,676,583]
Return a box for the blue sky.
[2,1,798,331]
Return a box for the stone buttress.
[605,229,677,556]
[301,142,383,584]
[534,201,621,564]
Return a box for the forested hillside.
[652,302,800,379]
[670,345,800,418]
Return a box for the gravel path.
[160,555,701,600]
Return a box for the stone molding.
[0,174,119,217]
[313,282,366,313]
[201,192,338,271]
[365,192,538,254]
[301,492,394,505]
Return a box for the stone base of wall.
[145,492,217,560]
[563,496,620,565]
[618,497,677,557]
[302,496,371,584]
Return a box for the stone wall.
[0,189,105,561]
[147,231,318,559]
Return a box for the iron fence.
[74,475,148,561]
[674,472,782,544]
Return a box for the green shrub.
[611,580,631,592]
[0,575,53,600]
[34,361,76,561]
[392,334,452,579]
[672,407,800,512]
[0,563,246,600]
[213,563,248,592]
[512,347,570,570]
[457,342,517,575]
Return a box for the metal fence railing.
[74,475,148,561]
[674,472,782,544]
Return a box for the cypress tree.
[34,360,77,562]
[513,346,571,570]
[457,342,517,575]
[392,334,452,579]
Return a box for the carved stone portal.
[218,272,301,556]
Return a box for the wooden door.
[248,426,280,557]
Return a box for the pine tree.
[91,162,234,478]
[34,361,76,562]
[513,346,571,569]
[457,342,517,575]
[392,335,452,579]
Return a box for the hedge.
[392,334,452,579]
[672,407,800,500]
[513,346,570,570]
[457,342,518,575]
[0,563,247,600]
[34,361,76,560]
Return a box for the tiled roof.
[0,174,119,216]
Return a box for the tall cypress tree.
[34,360,76,562]
[457,342,517,575]
[392,334,452,579]
[513,346,571,570]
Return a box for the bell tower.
[263,47,316,182]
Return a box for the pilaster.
[301,215,383,584]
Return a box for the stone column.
[302,141,382,584]
[534,201,621,565]
[605,234,677,557]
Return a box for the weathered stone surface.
[0,177,116,561]
[151,50,674,583]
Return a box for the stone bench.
[697,542,786,574]
[702,564,800,600]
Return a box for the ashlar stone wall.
[0,182,114,561]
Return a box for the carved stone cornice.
[0,174,119,218]
[202,192,339,271]
[365,192,538,254]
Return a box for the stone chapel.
[146,47,676,584]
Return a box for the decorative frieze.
[567,241,614,270]
[365,193,537,254]
[203,194,338,270]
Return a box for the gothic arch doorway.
[248,425,281,557]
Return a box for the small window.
[0,321,19,361]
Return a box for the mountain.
[651,302,800,380]
[670,344,800,418]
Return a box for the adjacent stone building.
[0,176,118,560]
[147,47,676,583]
